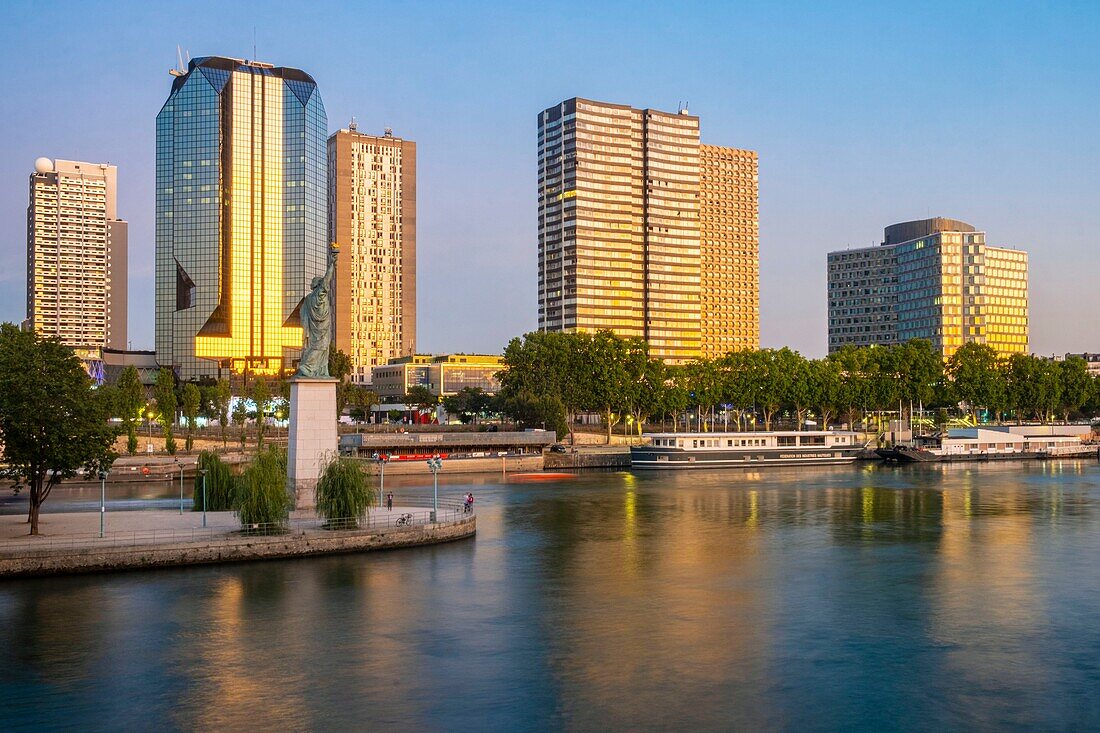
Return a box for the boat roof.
[643,431,860,438]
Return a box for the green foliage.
[442,387,493,424]
[347,386,381,422]
[315,455,375,526]
[329,348,353,381]
[193,450,235,511]
[251,378,271,448]
[232,396,248,448]
[0,324,120,534]
[116,365,145,456]
[181,383,201,452]
[946,343,1003,419]
[404,385,439,410]
[234,446,291,529]
[213,378,231,448]
[153,368,178,455]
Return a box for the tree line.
[497,331,1100,441]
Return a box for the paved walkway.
[0,505,461,554]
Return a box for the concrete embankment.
[544,449,632,470]
[0,516,475,578]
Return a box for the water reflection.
[2,462,1100,729]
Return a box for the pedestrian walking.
[386,492,394,511]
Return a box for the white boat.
[630,431,865,470]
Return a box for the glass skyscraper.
[827,218,1029,358]
[155,56,327,380]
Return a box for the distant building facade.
[700,144,760,355]
[328,124,416,384]
[828,217,1028,358]
[370,354,503,402]
[537,97,758,363]
[27,158,127,360]
[155,56,328,380]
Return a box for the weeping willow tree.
[234,446,291,531]
[315,454,374,529]
[192,450,235,512]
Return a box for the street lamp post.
[98,468,108,538]
[176,459,184,514]
[376,454,388,508]
[199,467,208,528]
[426,455,443,522]
[146,409,155,453]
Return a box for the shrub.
[234,446,291,530]
[192,450,235,512]
[315,455,374,528]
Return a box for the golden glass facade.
[156,57,327,380]
[328,126,417,384]
[828,219,1028,359]
[538,98,758,363]
[700,145,759,355]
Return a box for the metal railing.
[0,498,471,559]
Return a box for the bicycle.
[395,513,413,526]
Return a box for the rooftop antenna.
[169,44,186,76]
[384,127,393,137]
[349,117,358,131]
[253,27,257,61]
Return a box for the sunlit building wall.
[328,124,416,385]
[700,145,759,355]
[827,218,1028,358]
[27,158,127,359]
[155,56,327,380]
[370,353,503,402]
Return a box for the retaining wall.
[0,517,475,578]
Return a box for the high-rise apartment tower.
[155,56,328,380]
[537,98,758,362]
[27,158,127,358]
[328,124,416,383]
[827,217,1028,358]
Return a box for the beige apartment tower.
[537,98,758,362]
[700,145,760,355]
[328,124,416,383]
[27,157,127,357]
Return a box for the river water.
[2,461,1100,731]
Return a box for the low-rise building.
[370,354,504,401]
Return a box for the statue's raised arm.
[295,244,338,379]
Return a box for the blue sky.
[1,0,1097,357]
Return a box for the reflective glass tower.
[156,56,327,380]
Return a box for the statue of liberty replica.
[288,243,340,509]
[296,244,338,378]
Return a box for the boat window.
[777,436,796,447]
[727,440,733,447]
[802,436,826,446]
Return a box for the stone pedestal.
[287,378,339,510]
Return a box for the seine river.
[3,461,1100,731]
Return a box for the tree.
[212,378,231,448]
[946,343,1003,422]
[251,378,271,448]
[116,365,145,456]
[193,450,235,511]
[498,331,591,444]
[347,386,380,424]
[808,358,844,429]
[1059,357,1093,422]
[404,385,439,422]
[442,387,491,425]
[315,454,375,528]
[232,396,248,449]
[181,383,201,452]
[0,325,119,535]
[329,348,354,415]
[153,368,178,455]
[584,331,630,443]
[234,446,291,530]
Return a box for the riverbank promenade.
[0,502,474,578]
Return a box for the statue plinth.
[286,377,340,509]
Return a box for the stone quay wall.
[0,516,475,579]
